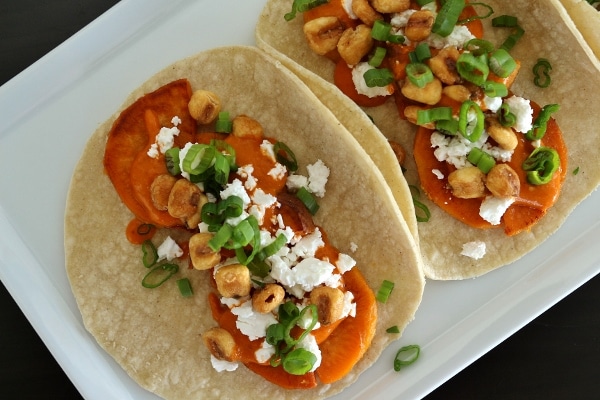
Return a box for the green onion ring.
[482,81,508,98]
[457,2,494,24]
[394,345,421,372]
[284,0,328,20]
[432,0,466,37]
[283,348,317,375]
[368,46,387,68]
[273,141,298,172]
[464,38,494,56]
[363,67,395,88]
[458,100,485,142]
[215,111,232,133]
[417,107,453,126]
[371,20,392,41]
[498,103,516,127]
[533,58,553,88]
[376,279,395,303]
[522,146,560,185]
[165,147,181,175]
[406,63,434,88]
[141,263,179,288]
[177,278,193,297]
[456,53,489,86]
[182,144,215,175]
[525,104,560,141]
[141,239,158,268]
[296,187,320,215]
[492,15,518,27]
[386,326,401,334]
[489,48,517,78]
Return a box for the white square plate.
[1,0,598,399]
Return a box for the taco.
[64,46,424,399]
[256,0,600,279]
[558,0,600,61]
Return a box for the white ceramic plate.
[0,0,598,399]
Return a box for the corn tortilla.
[64,46,425,399]
[256,0,600,279]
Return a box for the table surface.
[1,1,599,399]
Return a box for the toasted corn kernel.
[310,286,345,325]
[203,327,239,362]
[337,25,373,66]
[252,284,285,314]
[188,232,220,270]
[303,16,344,56]
[485,164,520,198]
[486,117,518,151]
[371,0,410,13]
[188,90,221,124]
[448,166,486,199]
[404,105,436,129]
[215,264,251,298]
[167,179,202,220]
[405,10,434,42]
[401,78,443,105]
[352,0,383,26]
[442,85,471,103]
[150,174,177,211]
[231,115,264,139]
[429,46,461,85]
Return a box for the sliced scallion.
[177,278,193,297]
[394,345,421,372]
[525,104,559,141]
[363,68,395,88]
[142,263,179,288]
[376,279,395,303]
[273,141,298,172]
[533,58,553,88]
[141,239,158,268]
[296,187,320,215]
[522,147,560,185]
[406,63,434,88]
[431,0,466,37]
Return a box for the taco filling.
[283,0,567,237]
[103,79,378,389]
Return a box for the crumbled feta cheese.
[254,340,276,364]
[431,130,487,169]
[178,142,194,179]
[210,355,238,372]
[171,115,182,126]
[156,236,182,261]
[461,241,487,260]
[352,62,394,98]
[268,162,287,180]
[504,96,533,133]
[432,169,444,180]
[286,174,309,192]
[260,140,275,161]
[297,334,322,372]
[147,143,159,158]
[341,291,356,318]
[425,25,475,49]
[307,160,330,198]
[342,0,357,19]
[237,165,257,191]
[269,255,336,297]
[479,196,515,225]
[231,301,278,341]
[221,179,251,204]
[248,189,278,224]
[292,228,325,259]
[350,242,358,252]
[335,253,356,274]
[390,10,416,28]
[484,96,503,112]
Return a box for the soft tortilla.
[256,0,600,279]
[64,46,424,399]
[558,0,600,61]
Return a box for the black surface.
[1,1,599,399]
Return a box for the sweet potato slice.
[103,79,196,227]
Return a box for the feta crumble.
[351,62,394,98]
[461,241,486,260]
[156,236,182,261]
[210,355,238,372]
[504,96,533,133]
[479,196,515,225]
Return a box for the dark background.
[1,1,599,399]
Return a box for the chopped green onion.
[464,38,494,56]
[259,233,288,260]
[284,0,328,21]
[369,46,387,68]
[282,348,317,375]
[296,187,320,215]
[201,195,244,228]
[376,279,395,303]
[533,58,553,88]
[525,104,560,141]
[371,20,392,41]
[165,147,181,175]
[208,223,234,251]
[489,48,517,78]
[482,81,508,97]
[231,219,256,249]
[417,107,453,125]
[406,63,434,88]
[141,239,158,268]
[467,147,496,173]
[247,258,271,278]
[394,345,421,372]
[213,153,231,185]
[500,25,524,52]
[498,103,516,127]
[458,100,485,142]
[210,139,237,168]
[522,147,560,185]
[432,0,466,37]
[456,53,489,86]
[363,68,395,88]
[573,167,580,176]
[436,118,459,136]
[215,111,232,133]
[457,2,494,24]
[409,184,431,222]
[177,278,193,297]
[142,263,179,288]
[273,141,298,172]
[137,223,155,236]
[410,43,432,63]
[492,15,518,27]
[416,0,435,5]
[386,326,400,334]
[233,216,262,266]
[182,144,215,175]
